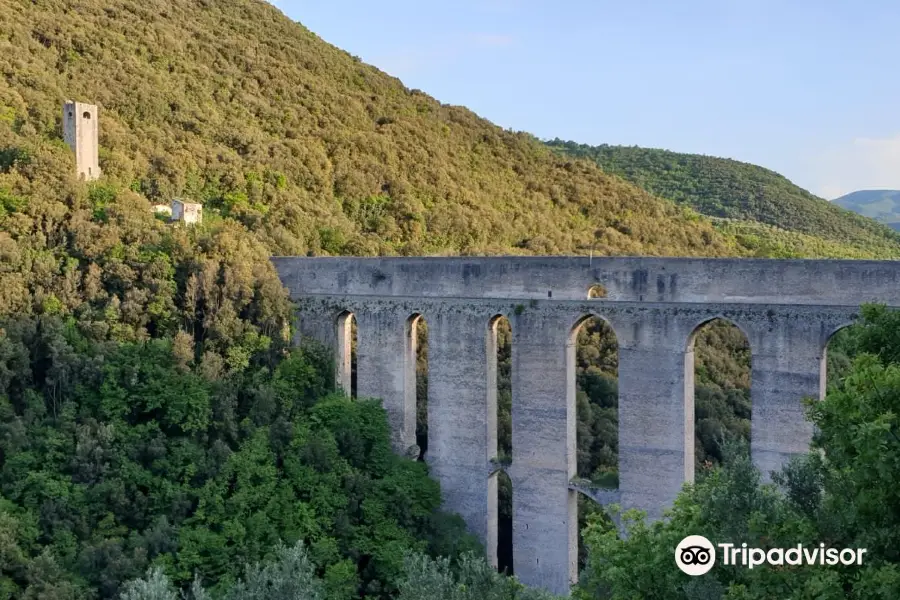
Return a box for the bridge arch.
[335,310,356,396]
[487,314,513,572]
[820,320,858,400]
[587,284,608,299]
[569,313,619,484]
[406,313,428,459]
[567,313,620,583]
[487,314,513,462]
[684,315,752,354]
[684,316,752,476]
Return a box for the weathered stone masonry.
[271,256,900,595]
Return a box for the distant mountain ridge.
[546,140,900,257]
[834,190,900,231]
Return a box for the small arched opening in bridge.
[686,318,751,478]
[407,314,429,461]
[587,284,608,299]
[335,311,357,397]
[571,315,619,486]
[820,323,858,400]
[569,314,619,583]
[487,315,513,572]
[488,469,514,574]
[568,484,618,572]
[489,315,513,463]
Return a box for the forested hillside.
[546,140,900,258]
[835,189,900,230]
[0,0,742,273]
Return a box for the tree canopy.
[0,319,480,599]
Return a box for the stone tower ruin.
[63,101,101,181]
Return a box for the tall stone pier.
[272,256,900,595]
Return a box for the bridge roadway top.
[272,256,900,306]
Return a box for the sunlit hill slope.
[547,140,900,258]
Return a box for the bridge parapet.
[273,255,900,305]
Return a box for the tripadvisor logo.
[675,535,868,576]
[676,535,716,576]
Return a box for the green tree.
[397,553,560,600]
[0,317,479,600]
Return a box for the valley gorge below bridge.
[271,256,900,595]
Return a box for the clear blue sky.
[272,0,900,199]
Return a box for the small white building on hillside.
[172,199,202,224]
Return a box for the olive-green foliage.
[691,321,751,470]
[198,542,325,600]
[119,568,185,600]
[397,553,560,600]
[711,218,900,259]
[119,548,560,600]
[573,318,619,483]
[415,320,428,458]
[1,0,738,266]
[120,543,324,600]
[547,141,900,258]
[493,319,512,464]
[576,305,900,600]
[0,316,479,600]
[825,327,854,389]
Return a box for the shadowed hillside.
[835,189,900,231]
[546,141,900,257]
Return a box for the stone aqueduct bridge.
[272,256,900,595]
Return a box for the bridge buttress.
[427,309,495,553]
[293,302,337,351]
[355,308,417,452]
[615,313,694,521]
[510,310,576,595]
[746,315,825,480]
